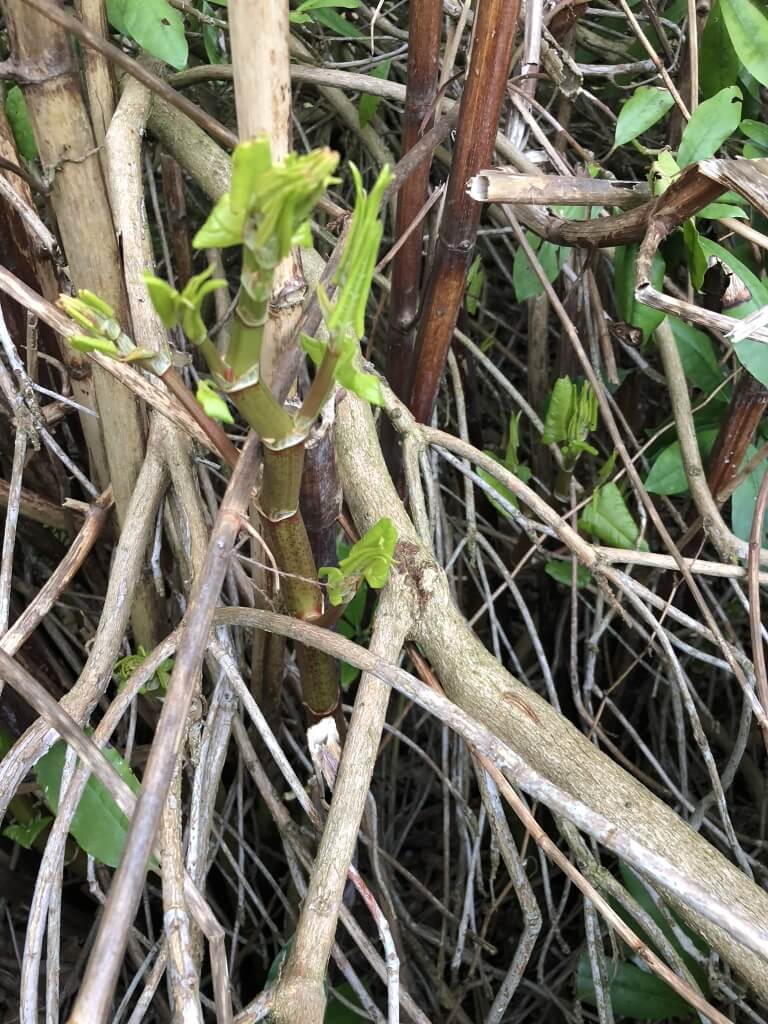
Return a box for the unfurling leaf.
[319,518,397,606]
[541,377,598,467]
[196,379,235,424]
[5,85,38,161]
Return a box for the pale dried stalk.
[70,436,259,1024]
[271,578,414,1023]
[0,428,167,820]
[333,391,768,998]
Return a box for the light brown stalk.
[70,434,259,1024]
[0,0,161,649]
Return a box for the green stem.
[226,248,271,378]
[295,348,339,433]
[261,442,340,716]
[231,380,295,442]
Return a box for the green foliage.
[358,59,392,128]
[668,320,724,392]
[3,814,52,849]
[645,429,718,496]
[336,581,369,688]
[545,560,592,588]
[196,380,235,424]
[143,266,227,345]
[578,483,645,550]
[302,163,392,407]
[464,254,485,316]
[319,518,397,606]
[576,956,693,1019]
[290,0,361,35]
[115,645,174,698]
[696,237,768,386]
[36,740,142,868]
[478,414,532,516]
[732,449,768,546]
[614,245,665,341]
[201,0,224,63]
[676,86,742,166]
[60,290,160,367]
[541,378,598,468]
[740,119,768,151]
[193,138,339,252]
[720,0,768,89]
[614,87,674,147]
[682,220,707,290]
[512,233,569,302]
[5,85,38,161]
[107,0,188,69]
[647,149,680,197]
[700,0,740,98]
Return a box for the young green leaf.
[196,379,235,424]
[358,59,391,128]
[700,0,740,98]
[614,245,666,340]
[143,274,179,327]
[645,429,718,496]
[465,254,485,316]
[720,0,768,88]
[69,334,120,357]
[541,378,577,445]
[697,201,748,220]
[667,319,724,392]
[545,560,592,588]
[3,814,52,850]
[513,234,568,302]
[300,333,384,406]
[614,87,674,147]
[578,483,644,550]
[677,86,742,166]
[201,0,224,63]
[5,85,38,161]
[107,0,188,69]
[576,954,692,1020]
[732,450,768,545]
[682,220,707,290]
[36,741,142,868]
[740,119,768,150]
[319,518,397,606]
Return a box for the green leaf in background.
[196,379,235,424]
[682,220,707,290]
[358,59,391,128]
[740,118,768,150]
[107,0,188,70]
[614,244,665,341]
[614,87,675,147]
[699,0,740,98]
[697,202,748,220]
[645,428,718,495]
[202,0,225,63]
[696,237,768,386]
[325,983,367,1022]
[576,954,693,1020]
[677,86,742,166]
[3,814,52,850]
[465,254,485,316]
[5,85,38,161]
[668,319,724,392]
[578,483,645,549]
[720,0,768,88]
[732,449,768,545]
[513,234,569,302]
[36,740,142,868]
[545,560,592,588]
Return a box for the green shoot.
[319,517,397,606]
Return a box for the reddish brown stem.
[409,0,521,424]
[384,0,442,404]
[707,371,768,504]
